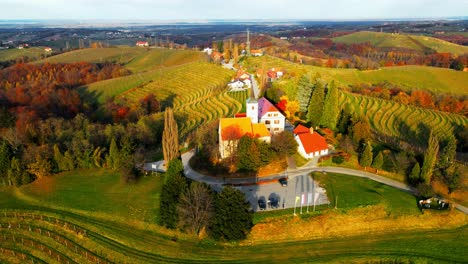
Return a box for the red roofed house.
[294,124,329,159]
[136,41,149,47]
[44,47,52,52]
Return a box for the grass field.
[0,47,48,62]
[333,31,468,55]
[340,91,468,145]
[0,169,466,263]
[37,47,148,65]
[245,55,468,96]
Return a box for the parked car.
[279,178,288,187]
[258,199,266,210]
[418,198,450,210]
[270,198,279,209]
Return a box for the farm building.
[136,41,149,47]
[294,125,329,159]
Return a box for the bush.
[416,183,434,199]
[332,155,345,164]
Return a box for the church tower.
[246,88,258,124]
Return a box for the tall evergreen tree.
[409,162,421,185]
[159,159,187,229]
[0,141,12,185]
[211,186,253,241]
[372,151,384,172]
[420,131,439,184]
[438,134,456,172]
[307,79,325,126]
[360,143,373,169]
[162,107,179,164]
[296,75,313,112]
[320,81,340,130]
[53,144,66,172]
[237,136,261,172]
[107,137,119,170]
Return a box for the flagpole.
[313,174,316,212]
[300,193,303,214]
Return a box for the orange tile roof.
[293,124,310,135]
[252,123,270,138]
[220,117,270,140]
[297,132,328,154]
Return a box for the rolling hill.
[37,47,147,65]
[332,31,468,55]
[245,56,468,96]
[0,47,49,62]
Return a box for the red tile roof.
[297,132,328,154]
[293,124,310,135]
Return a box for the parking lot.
[235,174,330,212]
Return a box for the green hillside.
[0,47,48,62]
[245,56,468,96]
[38,47,147,65]
[125,48,205,72]
[333,31,468,55]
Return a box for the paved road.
[145,150,468,214]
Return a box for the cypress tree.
[372,151,384,172]
[53,144,65,172]
[107,138,119,170]
[438,134,456,171]
[0,141,11,185]
[320,81,340,130]
[420,131,439,184]
[307,79,325,126]
[360,143,373,169]
[162,107,179,164]
[409,162,421,185]
[159,159,187,228]
[296,75,313,112]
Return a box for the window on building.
[265,120,271,124]
[274,120,280,124]
[268,114,272,117]
[252,106,255,110]
[274,128,279,131]
[274,113,278,117]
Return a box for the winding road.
[145,150,468,214]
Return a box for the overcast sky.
[1,0,467,20]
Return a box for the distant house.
[251,49,263,56]
[136,41,149,47]
[257,68,284,82]
[227,80,246,91]
[294,124,329,159]
[44,47,52,52]
[203,47,213,55]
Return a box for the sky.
[0,0,467,20]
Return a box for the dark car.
[279,178,288,187]
[270,198,279,209]
[258,199,266,210]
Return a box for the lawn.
[0,47,48,62]
[17,169,164,223]
[312,172,420,216]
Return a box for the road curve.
[145,150,468,214]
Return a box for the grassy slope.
[245,56,468,95]
[0,170,466,263]
[124,48,205,72]
[333,31,468,55]
[37,47,147,65]
[0,47,48,61]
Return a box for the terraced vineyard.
[125,48,205,72]
[245,56,468,95]
[118,62,241,137]
[227,89,250,113]
[339,91,468,145]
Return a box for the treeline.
[348,83,468,117]
[0,113,163,186]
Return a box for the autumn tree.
[27,155,52,179]
[296,74,313,113]
[320,81,340,130]
[420,131,439,184]
[162,107,179,164]
[271,131,298,156]
[177,182,214,234]
[307,78,325,126]
[360,143,373,169]
[351,118,372,144]
[8,157,31,186]
[232,43,239,65]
